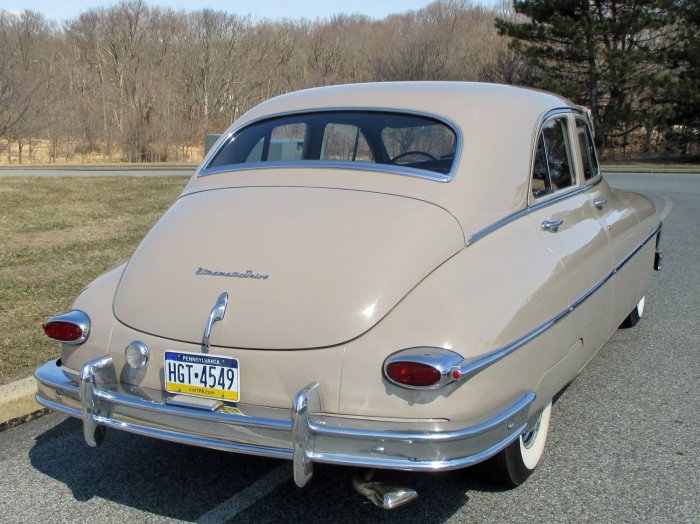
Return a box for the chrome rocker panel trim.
[35,357,534,487]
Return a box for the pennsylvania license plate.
[165,351,240,402]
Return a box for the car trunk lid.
[113,186,464,349]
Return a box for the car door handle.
[593,199,608,210]
[542,219,564,232]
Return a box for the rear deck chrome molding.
[454,223,662,381]
[199,160,452,183]
[34,357,534,488]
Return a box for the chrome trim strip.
[199,160,452,183]
[91,387,291,430]
[455,224,662,380]
[309,391,534,443]
[467,177,602,246]
[35,395,83,418]
[93,415,294,460]
[199,107,462,183]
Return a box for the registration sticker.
[165,351,239,402]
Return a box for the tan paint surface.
[55,82,661,422]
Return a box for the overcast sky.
[1,0,502,23]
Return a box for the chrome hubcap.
[521,414,542,449]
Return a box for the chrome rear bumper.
[35,356,534,487]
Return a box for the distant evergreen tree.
[665,0,700,154]
[496,0,675,150]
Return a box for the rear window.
[206,111,457,177]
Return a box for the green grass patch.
[0,176,189,384]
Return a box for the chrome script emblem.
[196,267,269,280]
[202,292,228,352]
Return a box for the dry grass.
[0,176,189,384]
[0,138,204,165]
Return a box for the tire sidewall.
[519,401,552,470]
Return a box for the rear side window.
[576,120,600,180]
[531,117,575,197]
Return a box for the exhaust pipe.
[352,469,418,510]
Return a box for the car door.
[574,117,643,324]
[529,113,612,364]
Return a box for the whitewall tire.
[620,296,645,328]
[483,400,552,486]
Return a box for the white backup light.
[125,341,149,369]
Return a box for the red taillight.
[385,361,442,387]
[44,321,84,342]
[43,311,90,344]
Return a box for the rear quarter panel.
[338,212,584,422]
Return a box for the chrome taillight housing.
[383,347,464,389]
[43,310,91,345]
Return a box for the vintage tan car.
[36,82,662,509]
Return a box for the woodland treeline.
[0,0,697,163]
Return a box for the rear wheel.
[620,296,645,328]
[483,400,552,487]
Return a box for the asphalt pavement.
[0,171,697,523]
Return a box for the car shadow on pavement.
[29,417,502,522]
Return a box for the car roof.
[235,82,574,130]
[190,82,582,241]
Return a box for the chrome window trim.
[573,115,602,181]
[530,110,582,199]
[455,223,662,381]
[198,107,462,183]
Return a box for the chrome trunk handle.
[202,292,228,350]
[593,198,608,209]
[542,219,564,232]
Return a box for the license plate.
[165,351,239,402]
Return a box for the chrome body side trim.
[467,177,602,246]
[198,107,462,183]
[34,357,534,486]
[454,223,662,381]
